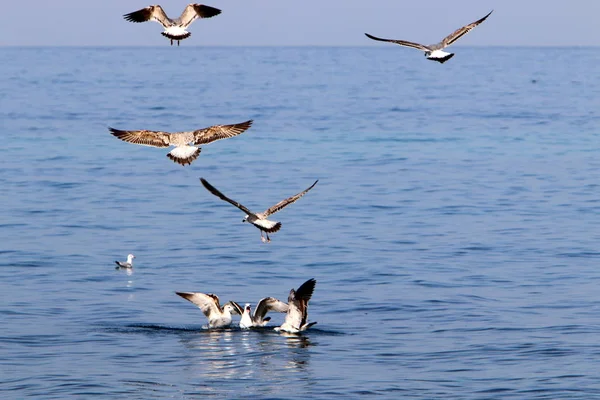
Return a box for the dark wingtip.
[296,278,316,301]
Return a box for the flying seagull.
[275,278,317,334]
[115,254,135,269]
[200,178,319,243]
[123,3,221,46]
[365,10,493,63]
[108,120,253,166]
[238,298,289,329]
[176,292,241,328]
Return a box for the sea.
[1,46,600,399]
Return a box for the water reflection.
[178,329,315,384]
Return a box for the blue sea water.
[1,46,600,399]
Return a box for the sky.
[1,0,599,46]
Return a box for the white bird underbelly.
[162,26,191,40]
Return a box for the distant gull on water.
[365,10,493,63]
[176,292,241,328]
[115,254,135,269]
[123,3,221,46]
[200,178,318,243]
[108,120,252,166]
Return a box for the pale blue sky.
[2,0,599,46]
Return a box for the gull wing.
[228,301,244,315]
[123,5,171,27]
[176,292,222,318]
[108,127,171,148]
[179,4,222,27]
[200,178,254,215]
[254,297,289,320]
[263,180,318,217]
[441,10,493,47]
[192,120,253,145]
[365,33,430,51]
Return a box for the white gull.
[199,178,318,243]
[275,278,317,334]
[123,3,221,46]
[176,292,241,328]
[365,10,493,63]
[115,254,135,269]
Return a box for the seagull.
[108,120,253,166]
[176,292,241,328]
[123,3,222,46]
[239,298,289,329]
[365,10,493,63]
[275,278,317,334]
[199,178,318,243]
[115,254,135,269]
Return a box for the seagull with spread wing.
[237,297,289,329]
[275,278,317,334]
[108,120,252,166]
[365,10,493,63]
[123,3,221,46]
[199,178,318,243]
[175,292,241,328]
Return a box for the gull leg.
[177,40,180,46]
[260,231,267,243]
[266,232,271,243]
[170,39,173,46]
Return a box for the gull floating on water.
[115,254,135,269]
[275,278,317,334]
[238,298,289,329]
[123,3,221,46]
[108,120,253,166]
[200,178,318,243]
[365,10,493,63]
[176,292,241,328]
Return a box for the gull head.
[223,303,237,314]
[244,303,251,313]
[127,254,135,262]
[242,215,249,223]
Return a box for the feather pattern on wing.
[200,178,254,215]
[255,297,289,320]
[179,4,222,27]
[108,127,171,148]
[263,180,318,217]
[441,10,493,47]
[365,33,430,51]
[175,292,221,318]
[123,5,172,27]
[192,120,253,145]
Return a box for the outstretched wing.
[441,10,493,47]
[263,180,318,217]
[179,4,222,27]
[108,127,171,148]
[254,297,289,320]
[192,120,253,145]
[228,301,244,316]
[176,292,221,318]
[365,33,430,51]
[123,5,171,27]
[200,178,254,215]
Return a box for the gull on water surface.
[176,292,241,328]
[275,278,317,334]
[199,178,318,243]
[237,298,289,329]
[115,254,135,269]
[108,120,252,166]
[365,10,493,63]
[123,3,221,46]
